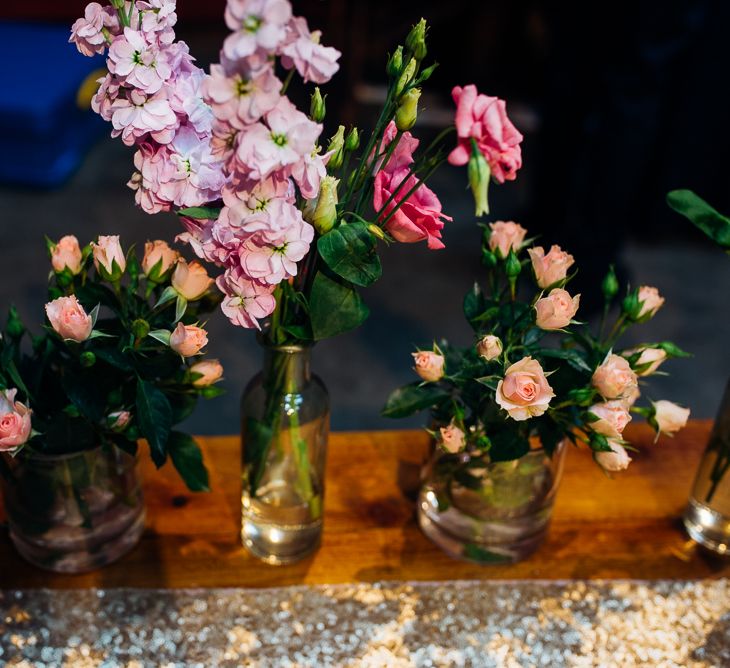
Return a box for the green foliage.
[382,382,451,418]
[666,189,730,251]
[135,379,172,467]
[309,271,369,340]
[176,206,221,220]
[168,431,209,492]
[317,222,382,287]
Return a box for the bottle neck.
[262,345,312,390]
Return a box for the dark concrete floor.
[1,139,728,434]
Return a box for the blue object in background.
[0,22,107,188]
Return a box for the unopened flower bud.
[387,46,404,77]
[418,62,438,82]
[602,265,619,302]
[310,176,339,235]
[481,249,497,268]
[310,87,326,123]
[468,147,491,217]
[132,318,150,340]
[505,250,521,279]
[368,224,386,241]
[345,127,360,152]
[80,351,96,368]
[405,18,428,61]
[621,289,642,321]
[395,88,420,131]
[326,125,346,171]
[395,57,417,97]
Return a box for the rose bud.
[45,295,93,342]
[527,245,574,289]
[439,421,465,453]
[142,240,179,281]
[412,350,445,382]
[637,286,665,320]
[653,400,690,436]
[92,235,126,280]
[476,335,502,361]
[496,356,555,421]
[595,440,632,472]
[108,410,131,432]
[170,323,208,357]
[487,221,527,258]
[395,87,421,131]
[592,354,638,400]
[534,288,580,330]
[0,389,32,451]
[51,235,83,275]
[171,259,213,301]
[626,347,667,376]
[588,400,632,439]
[190,359,224,387]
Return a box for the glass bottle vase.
[418,441,567,564]
[683,380,730,555]
[0,445,145,573]
[240,343,329,565]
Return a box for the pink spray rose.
[280,16,341,84]
[439,422,466,453]
[534,289,580,330]
[142,240,179,279]
[476,335,502,361]
[109,410,132,432]
[637,286,665,319]
[216,268,277,330]
[496,356,554,421]
[626,347,667,376]
[412,351,445,382]
[447,85,523,183]
[488,221,527,258]
[45,296,93,343]
[51,235,83,275]
[595,440,632,472]
[527,245,574,289]
[588,400,632,439]
[170,323,208,357]
[592,354,638,400]
[653,400,690,436]
[92,235,126,278]
[172,258,214,300]
[0,389,32,451]
[190,359,224,386]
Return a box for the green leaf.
[539,348,593,373]
[488,428,530,462]
[5,359,32,402]
[62,370,106,422]
[169,393,198,424]
[463,283,487,328]
[317,222,382,287]
[308,271,369,340]
[148,329,172,346]
[174,295,187,323]
[94,347,133,371]
[243,416,273,493]
[177,206,221,220]
[666,189,730,250]
[154,286,178,309]
[463,543,510,564]
[167,431,209,492]
[382,382,451,418]
[135,379,172,467]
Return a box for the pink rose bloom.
[588,400,632,439]
[373,168,452,250]
[447,85,523,183]
[172,258,214,300]
[280,16,341,84]
[92,235,126,276]
[653,400,690,436]
[595,440,632,472]
[625,347,667,376]
[223,0,292,62]
[51,235,83,275]
[45,296,93,342]
[637,286,665,319]
[534,288,580,330]
[488,221,527,258]
[527,245,574,289]
[170,323,208,356]
[205,63,282,129]
[0,389,32,451]
[111,89,178,147]
[69,3,110,56]
[142,240,179,278]
[109,410,132,432]
[439,422,466,454]
[496,356,554,421]
[190,359,224,386]
[477,335,502,361]
[168,69,215,136]
[592,354,638,400]
[412,351,445,382]
[621,385,641,409]
[216,268,277,329]
[108,28,172,95]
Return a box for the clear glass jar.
[418,440,567,564]
[0,445,144,573]
[240,343,329,565]
[684,380,730,555]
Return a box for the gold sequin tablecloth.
[1,580,729,667]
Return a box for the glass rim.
[9,443,135,464]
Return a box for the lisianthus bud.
[310,87,326,123]
[477,335,502,361]
[368,224,386,241]
[387,46,404,77]
[310,176,339,235]
[405,18,428,61]
[602,265,619,302]
[345,127,360,152]
[467,147,490,217]
[326,125,346,171]
[418,62,438,82]
[395,57,416,97]
[395,88,420,131]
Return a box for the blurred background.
[1,0,728,434]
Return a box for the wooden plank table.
[1,421,728,588]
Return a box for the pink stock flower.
[45,296,94,343]
[280,16,341,84]
[205,63,282,128]
[220,176,294,231]
[217,268,277,329]
[111,89,178,146]
[169,69,215,135]
[177,217,230,266]
[373,167,452,250]
[91,74,121,122]
[108,28,172,95]
[210,120,241,162]
[137,0,178,42]
[129,144,175,214]
[447,85,523,184]
[69,3,111,56]
[290,149,329,199]
[223,0,292,63]
[0,389,32,452]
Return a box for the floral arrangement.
[0,234,222,491]
[384,220,691,474]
